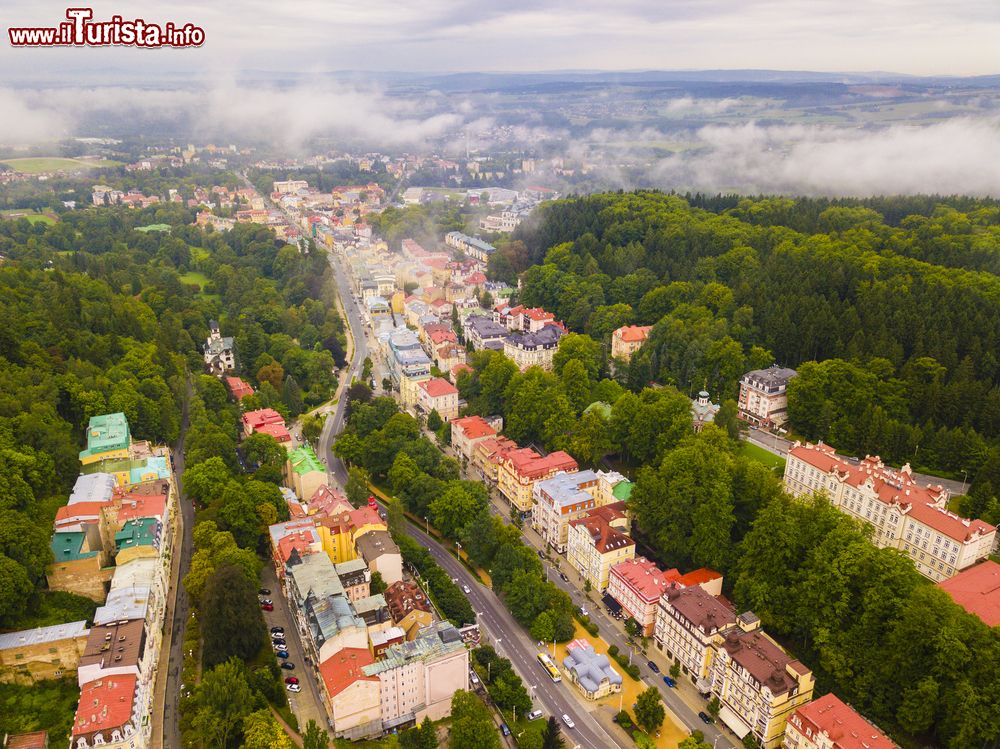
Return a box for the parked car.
[559,572,569,582]
[281,662,295,670]
[579,606,589,617]
[469,671,480,685]
[499,723,510,737]
[561,714,575,729]
[698,711,714,724]
[272,640,287,650]
[537,549,545,558]
[258,598,272,606]
[258,588,271,596]
[663,675,677,688]
[270,627,285,634]
[261,603,273,611]
[527,710,543,721]
[284,677,299,685]
[462,585,471,594]
[271,632,285,641]
[286,683,301,693]
[275,650,289,659]
[647,660,660,673]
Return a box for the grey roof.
[352,594,388,616]
[535,470,599,510]
[741,366,797,390]
[288,553,344,604]
[356,531,400,564]
[205,336,234,355]
[507,324,564,351]
[362,621,466,676]
[464,314,509,340]
[306,593,365,648]
[0,620,89,651]
[562,641,622,693]
[68,473,117,505]
[94,586,150,625]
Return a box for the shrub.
[608,644,619,657]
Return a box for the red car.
[285,676,299,685]
[261,603,274,611]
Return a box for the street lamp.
[424,516,429,535]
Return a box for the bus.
[537,652,562,683]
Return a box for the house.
[710,617,815,749]
[319,648,382,740]
[224,376,254,401]
[738,366,797,428]
[356,531,403,585]
[77,620,147,687]
[71,675,144,749]
[416,377,460,421]
[203,320,236,375]
[384,581,435,640]
[566,506,634,592]
[610,325,653,362]
[445,231,495,262]
[784,693,897,749]
[79,413,131,467]
[0,621,90,683]
[531,470,599,553]
[434,343,466,373]
[561,639,622,700]
[285,445,327,501]
[493,304,557,333]
[606,558,682,637]
[47,530,112,601]
[369,626,406,659]
[241,408,292,443]
[784,443,996,580]
[691,391,721,432]
[937,559,1000,627]
[497,448,578,514]
[472,436,519,485]
[463,315,510,351]
[504,324,565,371]
[450,416,498,464]
[336,559,372,603]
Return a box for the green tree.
[560,358,593,413]
[530,610,556,643]
[707,696,721,719]
[635,686,665,733]
[541,715,566,749]
[242,710,293,749]
[192,658,255,749]
[182,456,232,504]
[346,466,371,507]
[553,333,602,380]
[370,571,387,595]
[0,555,33,626]
[201,563,267,667]
[301,413,325,444]
[302,720,330,749]
[430,483,485,540]
[449,690,501,749]
[426,408,443,432]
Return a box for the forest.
[498,191,1000,506]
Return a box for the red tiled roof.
[56,501,109,525]
[73,675,138,741]
[225,376,254,400]
[678,568,723,587]
[4,731,48,749]
[451,363,473,377]
[277,530,318,563]
[243,408,286,431]
[309,485,352,516]
[418,377,458,398]
[791,693,897,749]
[319,647,377,698]
[116,493,166,523]
[429,329,458,345]
[610,557,681,603]
[569,511,634,554]
[903,500,995,543]
[349,506,384,531]
[938,560,1000,627]
[452,416,496,441]
[256,422,292,442]
[615,325,653,343]
[507,449,578,480]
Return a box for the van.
[527,710,544,721]
[499,723,511,737]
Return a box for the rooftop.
[610,557,681,603]
[319,647,377,698]
[3,731,48,749]
[68,473,117,505]
[569,511,634,554]
[288,444,325,475]
[384,580,432,620]
[563,639,622,693]
[614,325,653,343]
[94,586,150,625]
[937,560,1000,627]
[662,584,737,633]
[741,365,797,390]
[507,449,578,481]
[79,620,145,670]
[418,377,459,399]
[356,530,400,563]
[0,620,89,651]
[791,693,897,749]
[452,415,497,441]
[536,469,599,509]
[50,531,97,562]
[288,552,344,603]
[114,517,160,553]
[79,413,131,461]
[721,628,809,696]
[362,621,465,676]
[72,675,138,741]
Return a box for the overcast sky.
[2,0,1000,81]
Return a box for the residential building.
[319,648,382,740]
[356,531,403,585]
[362,622,470,731]
[68,473,117,505]
[445,231,495,262]
[203,320,236,375]
[77,620,147,687]
[504,324,565,371]
[224,376,254,401]
[784,693,897,749]
[562,639,622,700]
[369,627,406,659]
[416,377,460,421]
[79,413,131,466]
[70,675,144,749]
[532,470,599,553]
[654,583,738,693]
[738,366,797,428]
[710,617,815,749]
[285,444,327,501]
[566,505,634,592]
[691,391,721,432]
[594,470,633,507]
[353,594,390,627]
[336,559,372,603]
[937,559,1000,627]
[607,558,682,637]
[47,530,111,601]
[241,408,292,443]
[497,448,578,514]
[494,304,558,333]
[610,325,653,362]
[384,581,435,640]
[3,731,48,749]
[463,314,510,351]
[273,179,308,193]
[0,621,90,683]
[784,443,997,580]
[450,416,498,464]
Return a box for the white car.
[462,585,471,594]
[527,710,544,721]
[286,683,301,693]
[561,714,575,729]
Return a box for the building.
[336,559,372,603]
[710,618,815,749]
[937,559,1000,627]
[273,179,308,194]
[69,473,117,505]
[738,366,797,428]
[566,505,634,592]
[416,378,460,421]
[3,732,48,749]
[532,470,599,553]
[241,408,292,443]
[606,558,682,637]
[319,648,382,740]
[79,413,131,467]
[463,315,510,352]
[0,621,90,683]
[77,620,147,687]
[610,325,653,362]
[71,675,143,749]
[356,531,403,585]
[691,391,721,432]
[445,231,495,262]
[47,529,111,601]
[654,584,739,693]
[362,622,470,732]
[784,443,997,581]
[224,376,254,401]
[497,448,578,514]
[784,693,897,749]
[561,639,622,700]
[285,445,327,501]
[203,320,236,375]
[493,304,557,333]
[369,627,406,659]
[450,416,498,464]
[504,324,565,371]
[384,581,435,640]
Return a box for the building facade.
[610,325,652,362]
[737,366,797,428]
[654,584,738,693]
[566,506,634,592]
[783,693,897,749]
[531,470,599,553]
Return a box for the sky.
[2,0,1000,81]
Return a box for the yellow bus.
[537,652,561,683]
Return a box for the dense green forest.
[499,191,1000,495]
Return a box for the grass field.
[190,246,210,262]
[739,440,787,471]
[2,156,120,174]
[1,209,56,224]
[179,270,211,289]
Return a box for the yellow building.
[566,506,634,592]
[317,519,358,565]
[0,621,90,684]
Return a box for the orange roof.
[570,512,634,554]
[4,731,48,749]
[257,422,292,442]
[225,376,254,400]
[678,567,723,587]
[319,648,377,698]
[277,530,318,563]
[452,416,497,440]
[116,493,166,522]
[506,449,578,480]
[451,363,473,377]
[610,557,681,603]
[56,501,109,524]
[349,505,384,530]
[73,675,138,741]
[615,325,653,343]
[938,560,1000,626]
[418,377,458,398]
[791,693,896,749]
[309,485,352,516]
[429,329,458,345]
[903,500,995,542]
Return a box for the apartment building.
[356,531,403,585]
[319,648,382,740]
[497,448,578,514]
[607,558,681,636]
[0,621,90,684]
[503,324,565,371]
[737,366,797,428]
[493,304,557,333]
[936,559,1000,627]
[610,325,653,362]
[384,580,434,640]
[285,445,327,501]
[450,416,498,464]
[783,693,897,749]
[566,505,634,591]
[784,442,996,581]
[472,436,519,485]
[70,675,144,749]
[531,469,599,553]
[654,584,738,692]
[241,408,292,443]
[416,377,460,421]
[463,314,510,352]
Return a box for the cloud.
[0,89,70,143]
[664,97,739,115]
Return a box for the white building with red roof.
[450,415,498,463]
[610,325,653,363]
[415,377,459,421]
[71,675,143,749]
[784,442,996,581]
[937,559,1000,627]
[784,693,897,749]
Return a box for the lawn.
[2,157,119,174]
[6,590,98,630]
[738,440,787,472]
[0,677,80,745]
[0,209,56,224]
[190,246,210,262]
[180,270,211,290]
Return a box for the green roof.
[79,412,131,460]
[51,531,97,562]
[612,479,634,502]
[288,445,324,475]
[115,517,159,552]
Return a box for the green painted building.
[79,412,131,465]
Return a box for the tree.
[242,710,293,749]
[714,398,741,441]
[706,696,721,719]
[192,658,255,749]
[302,720,330,749]
[301,413,325,444]
[346,466,371,507]
[553,333,602,380]
[541,716,566,749]
[201,563,267,667]
[282,375,305,416]
[530,610,556,643]
[0,554,33,627]
[182,456,232,504]
[678,733,711,749]
[449,690,501,749]
[257,361,285,390]
[670,662,681,679]
[242,432,286,471]
[430,483,485,540]
[370,570,387,595]
[634,686,665,733]
[426,408,443,432]
[560,358,593,413]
